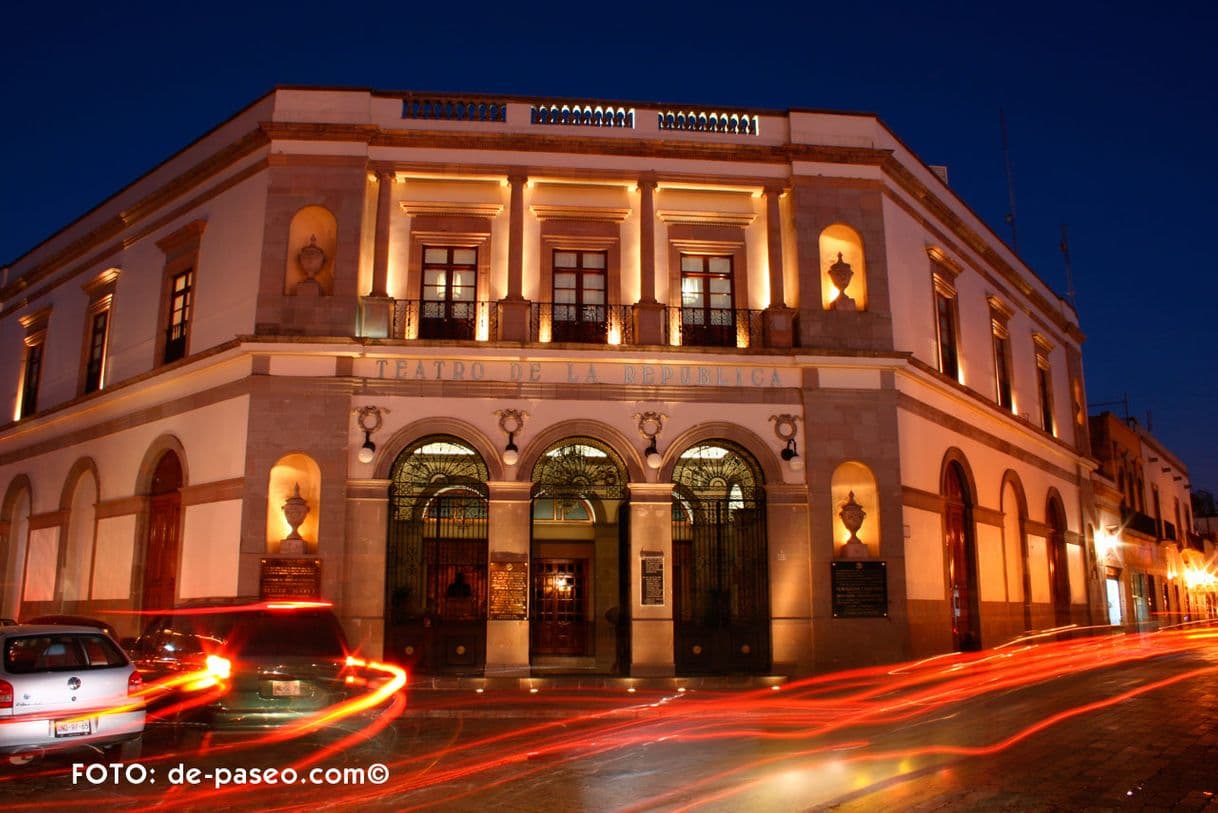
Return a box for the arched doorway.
[671,441,770,674]
[385,436,489,674]
[142,452,182,611]
[1047,495,1071,626]
[944,461,981,651]
[529,438,627,672]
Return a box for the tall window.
[16,309,50,420]
[420,246,477,340]
[988,297,1013,411]
[1034,335,1055,435]
[83,309,109,393]
[680,254,735,347]
[155,220,205,367]
[930,266,959,382]
[163,268,193,364]
[551,250,606,343]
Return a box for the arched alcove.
[60,465,99,602]
[1,477,32,619]
[830,461,879,558]
[819,224,868,311]
[267,454,322,554]
[285,206,338,295]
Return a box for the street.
[3,627,1217,811]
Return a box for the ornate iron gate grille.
[671,442,770,674]
[386,437,489,674]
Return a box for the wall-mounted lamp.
[496,408,527,466]
[354,406,388,464]
[770,413,803,472]
[635,411,666,469]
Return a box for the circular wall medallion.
[692,644,702,655]
[404,645,415,655]
[740,644,751,655]
[456,645,467,655]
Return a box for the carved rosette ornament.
[281,483,310,554]
[298,235,327,280]
[828,252,857,311]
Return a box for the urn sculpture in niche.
[827,252,857,311]
[295,235,326,296]
[280,483,310,554]
[839,490,870,559]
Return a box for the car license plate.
[54,718,92,737]
[271,680,302,697]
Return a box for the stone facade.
[4,88,1200,677]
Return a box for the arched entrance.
[142,452,182,611]
[529,438,627,672]
[1047,496,1071,626]
[671,441,770,674]
[385,436,489,674]
[944,461,981,651]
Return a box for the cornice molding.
[657,209,756,227]
[399,201,504,218]
[530,204,631,222]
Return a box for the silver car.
[1,624,145,765]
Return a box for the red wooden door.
[532,559,587,655]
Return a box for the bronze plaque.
[641,551,664,606]
[259,558,322,601]
[831,560,888,618]
[489,557,528,620]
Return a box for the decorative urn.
[297,235,327,280]
[827,252,857,310]
[280,483,310,554]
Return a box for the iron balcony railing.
[390,300,779,349]
[392,300,498,341]
[1122,510,1160,538]
[671,307,765,349]
[529,302,635,345]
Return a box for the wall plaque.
[489,555,528,620]
[641,550,664,606]
[259,558,322,601]
[831,560,888,618]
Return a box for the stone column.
[485,481,533,676]
[765,484,813,674]
[361,168,395,338]
[343,479,392,659]
[497,173,532,341]
[633,173,666,345]
[627,482,674,676]
[762,183,797,348]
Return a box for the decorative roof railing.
[658,109,759,136]
[401,97,507,122]
[529,104,634,128]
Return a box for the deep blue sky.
[2,2,1215,491]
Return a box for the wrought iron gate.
[387,493,488,672]
[673,495,770,673]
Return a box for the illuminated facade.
[0,88,1106,675]
[1088,412,1215,626]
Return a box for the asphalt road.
[3,629,1217,811]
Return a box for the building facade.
[0,88,1101,676]
[1088,412,1215,628]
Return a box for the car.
[0,624,145,766]
[127,601,385,731]
[23,615,118,640]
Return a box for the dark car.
[127,602,387,730]
[23,615,118,640]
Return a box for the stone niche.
[266,454,322,554]
[818,223,868,311]
[285,206,338,296]
[831,461,880,559]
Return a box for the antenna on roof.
[1000,109,1019,253]
[1059,224,1077,307]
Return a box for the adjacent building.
[0,88,1106,676]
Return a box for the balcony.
[530,303,634,345]
[1122,510,1159,538]
[393,301,498,342]
[387,300,784,350]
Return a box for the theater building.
[0,87,1099,676]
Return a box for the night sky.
[3,2,1215,491]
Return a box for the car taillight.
[127,671,142,696]
[206,654,232,680]
[0,679,12,709]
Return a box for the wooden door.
[532,559,587,656]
